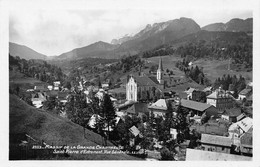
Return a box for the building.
[240,127,252,156]
[126,58,165,102]
[53,81,61,91]
[126,103,149,118]
[206,88,235,110]
[34,83,48,92]
[200,134,232,154]
[238,88,252,101]
[228,117,252,138]
[203,86,213,96]
[190,120,229,136]
[148,99,174,117]
[31,92,47,108]
[185,87,196,99]
[180,99,218,117]
[220,108,243,122]
[157,58,164,85]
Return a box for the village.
[23,58,253,161]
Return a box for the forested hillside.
[9,55,67,85]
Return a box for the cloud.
[9,0,253,56]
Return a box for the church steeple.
[158,57,163,71]
[157,57,164,84]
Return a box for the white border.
[1,0,260,167]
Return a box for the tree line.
[175,57,210,85]
[213,74,247,98]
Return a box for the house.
[206,88,235,110]
[219,108,243,122]
[238,88,252,101]
[126,58,165,102]
[190,120,229,136]
[126,103,149,118]
[53,81,61,91]
[47,85,53,90]
[57,92,69,104]
[240,127,252,156]
[185,87,196,99]
[180,99,218,117]
[228,117,252,138]
[31,92,47,108]
[102,79,111,89]
[186,149,252,161]
[34,84,47,92]
[200,134,232,153]
[148,99,173,117]
[203,86,213,96]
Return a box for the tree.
[174,106,190,143]
[101,94,116,140]
[160,147,175,160]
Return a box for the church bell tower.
[157,58,164,84]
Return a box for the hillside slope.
[9,42,47,60]
[9,94,139,160]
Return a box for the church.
[126,58,165,102]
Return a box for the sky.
[9,0,254,56]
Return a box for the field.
[194,59,252,82]
[9,94,140,160]
[146,55,252,83]
[9,70,45,90]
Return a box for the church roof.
[132,76,159,87]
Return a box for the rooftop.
[240,127,252,148]
[128,75,159,87]
[149,99,168,110]
[237,117,252,133]
[207,90,234,99]
[201,134,232,147]
[180,99,212,112]
[239,88,252,96]
[221,108,242,117]
[185,87,196,94]
[126,103,149,114]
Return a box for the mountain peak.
[9,42,47,60]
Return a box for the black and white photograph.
[1,0,260,165]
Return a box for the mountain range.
[201,18,252,32]
[9,17,253,60]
